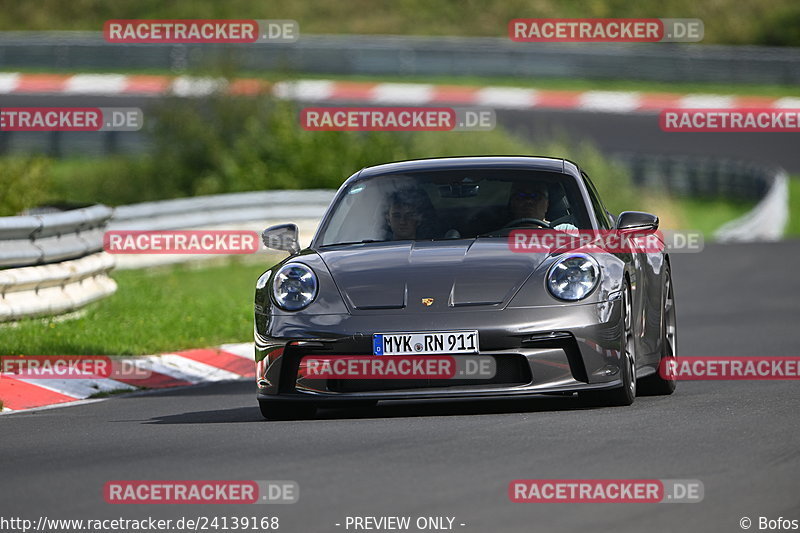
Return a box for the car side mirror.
[616,211,659,233]
[262,223,301,254]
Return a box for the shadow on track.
[142,394,613,425]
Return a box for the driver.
[509,181,549,221]
[499,181,578,231]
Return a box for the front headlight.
[546,254,600,301]
[272,263,318,311]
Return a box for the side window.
[581,172,613,230]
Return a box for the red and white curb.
[1,72,798,113]
[0,342,254,413]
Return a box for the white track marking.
[64,74,127,94]
[0,73,20,93]
[475,87,537,108]
[579,91,642,113]
[15,378,135,398]
[678,94,735,108]
[371,83,434,104]
[219,343,256,359]
[272,80,334,100]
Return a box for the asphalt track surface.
[4,94,800,171]
[1,240,799,533]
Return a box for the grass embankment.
[1,259,270,356]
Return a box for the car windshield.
[316,168,593,246]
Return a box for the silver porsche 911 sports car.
[254,156,677,419]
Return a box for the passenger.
[384,188,438,240]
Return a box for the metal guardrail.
[616,153,789,240]
[616,154,774,201]
[0,205,117,321]
[0,253,116,321]
[1,32,800,84]
[0,204,113,268]
[109,190,334,231]
[108,190,335,269]
[715,171,789,242]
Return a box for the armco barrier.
[0,205,116,321]
[0,252,116,321]
[615,154,788,241]
[109,190,334,231]
[1,32,799,85]
[108,190,335,269]
[0,204,113,268]
[618,154,774,201]
[715,171,789,242]
[618,154,789,242]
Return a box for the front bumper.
[255,297,624,402]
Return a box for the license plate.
[373,331,479,356]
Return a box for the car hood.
[317,240,550,312]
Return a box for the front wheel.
[580,283,636,407]
[259,400,317,420]
[638,265,677,396]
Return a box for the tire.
[638,265,678,396]
[259,400,317,420]
[580,281,636,407]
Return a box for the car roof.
[357,156,578,178]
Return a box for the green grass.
[1,0,799,46]
[0,259,274,356]
[787,175,800,237]
[676,196,756,237]
[46,156,154,207]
